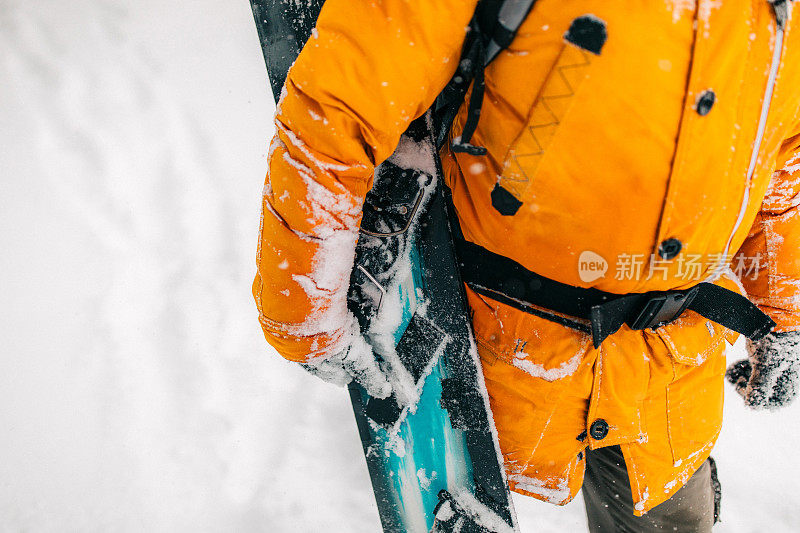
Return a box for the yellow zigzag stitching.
[500,46,593,198]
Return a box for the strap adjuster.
[628,287,699,331]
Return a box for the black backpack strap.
[433,0,538,149]
[452,231,775,348]
[443,189,775,348]
[485,0,540,63]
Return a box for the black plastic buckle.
[628,287,699,331]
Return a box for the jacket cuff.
[257,312,357,363]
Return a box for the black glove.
[726,331,800,410]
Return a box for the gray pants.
[582,446,720,532]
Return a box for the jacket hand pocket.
[665,351,725,465]
[466,286,591,380]
[656,310,735,367]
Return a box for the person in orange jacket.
[254,0,800,529]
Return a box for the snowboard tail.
[249,0,324,99]
[248,1,517,530]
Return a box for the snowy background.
[1,1,799,531]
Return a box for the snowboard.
[248,1,518,531]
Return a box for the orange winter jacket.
[254,0,800,514]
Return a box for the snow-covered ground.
[1,1,799,531]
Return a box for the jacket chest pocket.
[494,16,607,216]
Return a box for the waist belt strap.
[453,237,776,348]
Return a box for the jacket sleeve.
[253,0,478,363]
[735,126,800,332]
